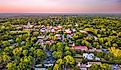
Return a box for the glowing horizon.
[0,0,121,13]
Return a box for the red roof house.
[72,46,88,51]
[65,29,72,34]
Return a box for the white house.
[83,53,94,60]
[35,68,46,70]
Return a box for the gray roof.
[35,68,46,70]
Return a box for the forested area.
[0,16,121,70]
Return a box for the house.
[78,62,101,70]
[55,34,60,37]
[72,29,76,33]
[68,40,72,44]
[27,22,31,25]
[87,61,101,66]
[44,64,53,67]
[112,64,119,70]
[67,34,72,39]
[46,41,51,45]
[95,57,100,61]
[119,65,121,69]
[27,22,34,28]
[53,26,62,31]
[46,40,55,45]
[79,64,88,70]
[83,53,94,60]
[69,43,73,47]
[35,64,43,68]
[79,30,88,34]
[36,39,45,45]
[37,36,44,39]
[89,48,102,52]
[50,40,55,44]
[53,27,58,31]
[8,39,14,43]
[57,25,62,29]
[35,68,46,70]
[41,25,45,28]
[96,49,102,52]
[48,26,53,29]
[50,28,55,33]
[55,34,61,40]
[71,45,88,51]
[21,41,25,45]
[65,29,72,34]
[88,48,96,52]
[40,28,47,33]
[93,36,98,40]
[44,56,54,67]
[75,24,78,27]
[12,43,18,46]
[28,25,34,28]
[77,63,91,70]
[102,49,110,53]
[44,35,49,40]
[54,26,62,32]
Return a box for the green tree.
[12,47,22,56]
[18,56,33,70]
[64,46,70,51]
[90,64,99,70]
[33,31,39,36]
[6,62,16,70]
[98,38,104,44]
[64,51,72,56]
[22,50,28,56]
[112,43,118,47]
[52,51,62,59]
[33,49,45,59]
[16,37,22,43]
[100,63,111,70]
[2,41,10,47]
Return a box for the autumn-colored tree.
[63,55,75,67]
[109,47,121,59]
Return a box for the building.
[89,48,102,52]
[35,68,46,70]
[71,45,88,51]
[79,64,88,70]
[40,28,47,33]
[87,61,101,66]
[55,34,61,40]
[65,29,72,34]
[37,36,44,39]
[83,53,94,60]
[79,30,88,34]
[50,28,55,33]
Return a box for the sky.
[0,0,121,13]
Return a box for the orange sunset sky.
[0,0,121,13]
